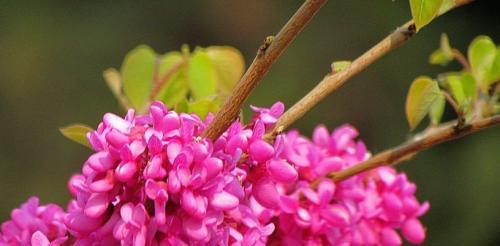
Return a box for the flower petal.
[249,140,274,163]
[184,218,208,241]
[210,191,239,211]
[267,159,298,183]
[402,218,426,244]
[31,231,50,246]
[85,193,109,218]
[252,178,279,209]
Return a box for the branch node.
[394,23,416,42]
[258,35,275,57]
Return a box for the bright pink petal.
[321,204,349,226]
[31,231,50,246]
[249,140,274,163]
[85,193,109,218]
[184,218,208,241]
[267,159,298,183]
[402,218,426,244]
[204,158,223,180]
[252,178,279,209]
[380,227,402,246]
[115,161,137,182]
[103,113,131,133]
[87,152,114,172]
[210,191,239,211]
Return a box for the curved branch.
[269,0,477,137]
[203,0,328,140]
[329,114,500,182]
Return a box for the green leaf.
[188,98,221,119]
[405,76,441,130]
[429,49,452,66]
[440,33,453,59]
[468,36,497,88]
[103,68,122,98]
[438,0,455,15]
[446,74,466,106]
[175,99,189,113]
[103,68,129,108]
[460,72,477,100]
[331,61,352,73]
[59,124,94,148]
[121,45,156,110]
[429,94,446,125]
[205,46,245,94]
[155,51,189,107]
[485,46,500,85]
[409,0,444,30]
[188,49,217,99]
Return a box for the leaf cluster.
[406,35,500,130]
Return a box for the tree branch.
[328,114,500,182]
[203,0,327,140]
[268,0,477,137]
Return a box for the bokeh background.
[1,0,499,244]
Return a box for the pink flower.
[263,124,429,246]
[250,102,285,125]
[0,197,68,245]
[1,101,429,245]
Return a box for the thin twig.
[268,0,477,138]
[203,0,328,141]
[452,49,470,70]
[327,114,500,182]
[441,90,465,127]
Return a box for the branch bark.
[328,114,500,182]
[269,0,477,137]
[203,0,327,140]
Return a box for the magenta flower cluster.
[1,101,429,245]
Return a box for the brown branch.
[149,59,187,100]
[328,114,500,182]
[268,0,477,138]
[203,0,328,140]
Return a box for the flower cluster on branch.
[1,102,428,245]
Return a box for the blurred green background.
[1,0,499,244]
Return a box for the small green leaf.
[468,36,497,88]
[438,0,455,15]
[121,45,156,110]
[460,72,477,100]
[188,98,221,119]
[103,68,122,98]
[59,124,94,148]
[205,46,245,94]
[485,46,500,85]
[103,68,129,108]
[429,94,446,125]
[429,49,452,66]
[440,33,453,60]
[405,76,441,130]
[446,74,466,106]
[188,49,217,99]
[409,0,444,30]
[156,51,189,107]
[331,61,352,73]
[175,99,189,113]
